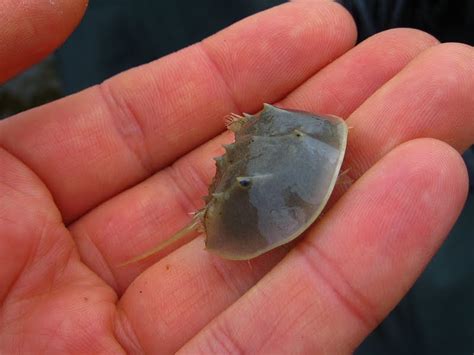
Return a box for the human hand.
[1,1,472,353]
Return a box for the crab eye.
[294,129,304,138]
[237,177,252,188]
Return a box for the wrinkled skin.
[0,1,472,353]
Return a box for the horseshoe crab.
[123,104,348,264]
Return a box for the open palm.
[1,1,472,353]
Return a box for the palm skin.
[0,1,472,353]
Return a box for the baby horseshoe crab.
[122,104,348,264]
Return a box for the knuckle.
[296,240,380,330]
[97,81,154,175]
[425,42,474,77]
[415,43,474,104]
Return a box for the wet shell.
[204,103,348,259]
[122,104,348,265]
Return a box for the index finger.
[0,1,356,222]
[0,0,87,82]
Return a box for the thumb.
[0,146,72,302]
[0,0,88,83]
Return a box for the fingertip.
[289,0,358,48]
[0,0,88,82]
[368,27,439,52]
[393,138,469,208]
[28,0,89,55]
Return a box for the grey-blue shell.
[203,104,348,260]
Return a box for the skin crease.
[0,1,473,353]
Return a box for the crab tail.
[118,212,203,267]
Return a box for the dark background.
[1,1,473,353]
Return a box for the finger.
[0,0,87,83]
[345,42,474,179]
[280,28,439,117]
[70,28,437,290]
[0,1,356,222]
[0,147,61,302]
[0,147,122,352]
[114,237,290,354]
[177,139,468,354]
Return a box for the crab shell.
[202,104,348,260]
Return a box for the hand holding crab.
[0,1,472,353]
